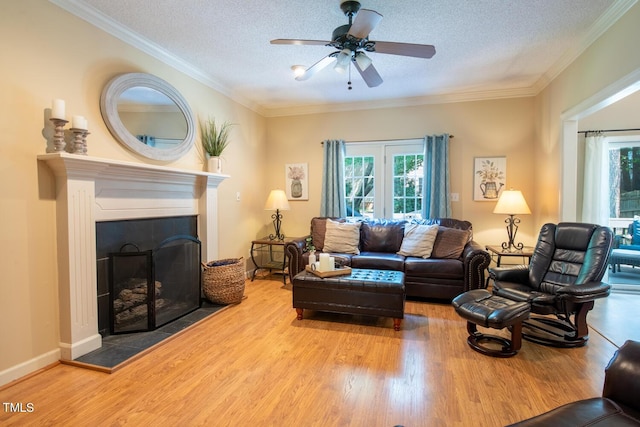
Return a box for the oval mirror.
[100,73,196,161]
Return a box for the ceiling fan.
[270,0,436,89]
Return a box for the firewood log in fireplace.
[113,279,163,326]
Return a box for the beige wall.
[2,0,640,385]
[265,99,537,246]
[0,0,266,380]
[534,3,640,226]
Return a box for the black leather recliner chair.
[491,222,613,347]
[508,340,640,426]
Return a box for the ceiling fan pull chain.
[348,62,353,90]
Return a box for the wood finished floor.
[0,279,622,427]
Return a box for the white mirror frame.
[100,73,196,161]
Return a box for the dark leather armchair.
[490,222,613,348]
[508,340,640,426]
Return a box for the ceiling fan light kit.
[334,48,352,73]
[354,52,372,71]
[271,0,435,89]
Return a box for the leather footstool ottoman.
[292,268,405,330]
[452,289,530,357]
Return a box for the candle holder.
[49,118,68,152]
[71,128,89,155]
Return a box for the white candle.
[319,253,331,272]
[329,257,335,271]
[51,99,65,120]
[72,115,87,130]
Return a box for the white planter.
[207,156,222,173]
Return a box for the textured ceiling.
[57,0,629,115]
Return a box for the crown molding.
[49,0,265,116]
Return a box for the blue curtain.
[320,139,346,217]
[422,134,451,219]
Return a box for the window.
[344,141,424,219]
[608,138,640,219]
[393,153,424,219]
[344,155,375,218]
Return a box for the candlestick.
[81,130,89,155]
[49,118,68,152]
[51,99,65,120]
[70,128,89,155]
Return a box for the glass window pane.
[344,155,374,218]
[394,177,403,197]
[354,157,363,176]
[392,153,423,219]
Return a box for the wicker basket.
[202,257,245,304]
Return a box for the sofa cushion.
[310,217,344,252]
[431,226,471,259]
[323,219,361,254]
[351,252,406,271]
[404,257,463,279]
[360,219,406,253]
[397,223,439,258]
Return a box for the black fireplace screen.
[109,235,201,334]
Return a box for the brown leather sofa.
[285,217,491,300]
[508,339,640,426]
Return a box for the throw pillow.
[310,217,345,252]
[323,219,361,254]
[431,226,471,259]
[397,223,439,258]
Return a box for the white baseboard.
[0,349,61,387]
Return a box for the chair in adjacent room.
[490,222,613,348]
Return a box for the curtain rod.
[320,135,454,144]
[578,128,640,134]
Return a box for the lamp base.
[269,209,285,241]
[501,215,524,251]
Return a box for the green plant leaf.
[200,117,235,156]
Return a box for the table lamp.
[493,189,531,251]
[264,189,290,240]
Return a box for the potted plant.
[200,117,234,173]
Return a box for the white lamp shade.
[355,52,372,70]
[334,48,352,74]
[264,189,290,211]
[493,190,531,215]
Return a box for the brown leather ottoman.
[452,289,530,357]
[292,268,405,330]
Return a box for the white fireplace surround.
[38,153,228,360]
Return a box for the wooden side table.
[250,237,297,284]
[485,245,535,267]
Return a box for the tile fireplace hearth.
[38,153,228,360]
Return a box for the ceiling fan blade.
[371,41,436,58]
[270,39,330,46]
[354,61,383,87]
[295,55,336,81]
[347,9,383,39]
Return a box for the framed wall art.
[473,157,506,201]
[285,163,308,200]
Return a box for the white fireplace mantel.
[38,153,228,360]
